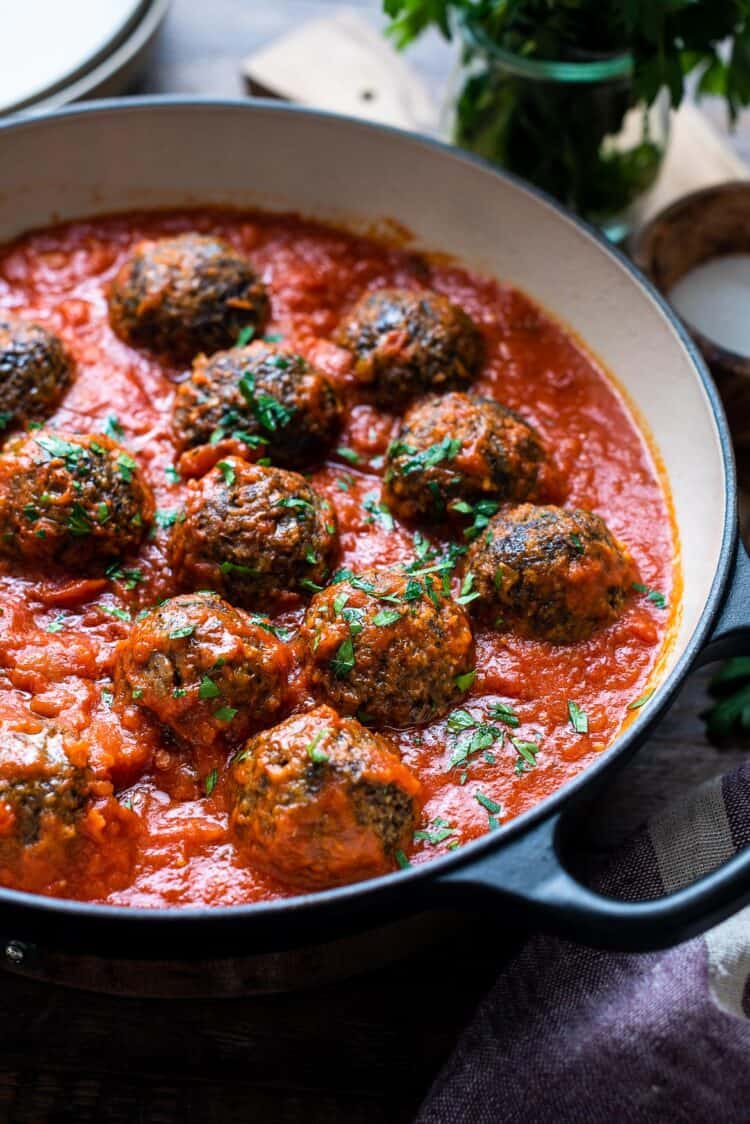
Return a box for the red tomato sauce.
[0,209,675,907]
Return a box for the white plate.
[0,0,152,113]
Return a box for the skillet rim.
[0,95,735,934]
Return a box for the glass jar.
[445,18,670,242]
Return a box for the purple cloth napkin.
[418,763,750,1123]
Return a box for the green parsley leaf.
[204,768,219,796]
[632,582,668,610]
[235,325,255,347]
[372,608,402,626]
[214,706,238,722]
[306,729,331,764]
[627,688,655,711]
[199,676,221,700]
[488,701,520,728]
[414,816,458,845]
[169,625,195,640]
[45,614,66,634]
[165,465,181,485]
[102,414,125,440]
[395,849,411,869]
[337,447,360,464]
[567,700,589,734]
[455,669,476,692]
[331,634,356,678]
[217,460,236,486]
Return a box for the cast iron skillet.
[0,98,748,967]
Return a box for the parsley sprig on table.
[703,658,750,738]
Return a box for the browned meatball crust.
[108,233,269,363]
[229,705,421,889]
[336,288,483,407]
[464,504,636,643]
[300,568,475,726]
[0,315,74,431]
[114,592,291,748]
[170,457,338,608]
[0,724,92,863]
[173,340,341,466]
[0,430,153,569]
[384,392,549,522]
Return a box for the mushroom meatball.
[384,392,549,522]
[108,233,269,363]
[170,457,338,608]
[463,504,636,644]
[114,592,291,748]
[0,315,74,430]
[300,568,475,726]
[229,705,421,889]
[0,724,91,865]
[173,341,341,466]
[0,430,153,569]
[336,288,483,407]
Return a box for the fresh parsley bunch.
[384,0,750,227]
[703,657,750,739]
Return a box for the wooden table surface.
[2,3,750,1121]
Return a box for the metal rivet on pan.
[4,941,27,965]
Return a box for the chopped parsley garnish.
[117,452,137,482]
[306,729,331,764]
[98,604,132,622]
[199,676,221,700]
[67,503,91,536]
[627,688,655,711]
[392,435,461,476]
[456,571,480,606]
[330,634,355,678]
[36,433,84,469]
[336,474,353,492]
[512,738,540,774]
[219,560,256,577]
[101,688,114,707]
[449,723,503,769]
[363,493,394,531]
[279,496,313,511]
[632,582,668,609]
[414,816,458,845]
[300,578,325,593]
[169,625,195,640]
[372,608,402,627]
[455,669,476,692]
[235,325,255,347]
[567,700,589,734]
[203,768,219,796]
[45,614,66,634]
[570,533,584,555]
[173,687,187,698]
[474,790,502,829]
[97,502,110,524]
[238,371,294,432]
[395,850,411,869]
[247,614,292,641]
[214,706,237,722]
[337,446,360,464]
[153,508,185,530]
[165,465,182,485]
[217,460,236,486]
[102,414,125,440]
[488,701,520,728]
[104,563,143,589]
[452,498,500,541]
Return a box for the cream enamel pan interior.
[0,98,741,960]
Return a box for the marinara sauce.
[0,210,676,907]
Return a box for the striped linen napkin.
[417,763,750,1123]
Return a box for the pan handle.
[431,806,750,951]
[697,537,750,665]
[430,537,750,950]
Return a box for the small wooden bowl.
[632,181,750,449]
